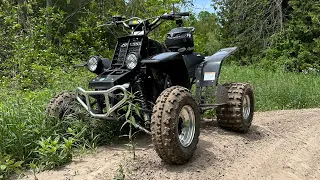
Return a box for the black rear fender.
[195,47,238,87]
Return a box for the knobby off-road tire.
[216,83,254,133]
[46,91,76,119]
[151,86,200,164]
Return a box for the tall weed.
[0,69,117,178]
[220,65,320,111]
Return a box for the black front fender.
[141,52,182,64]
[142,52,191,89]
[196,47,238,87]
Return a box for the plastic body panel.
[183,53,204,78]
[141,51,191,89]
[89,35,166,90]
[89,71,131,89]
[141,52,181,64]
[195,47,238,87]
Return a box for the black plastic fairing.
[141,52,204,78]
[183,53,204,78]
[141,52,181,63]
[89,35,166,90]
[195,47,238,87]
[110,35,145,69]
[89,71,131,89]
[110,35,166,69]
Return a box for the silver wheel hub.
[242,95,251,122]
[178,105,196,147]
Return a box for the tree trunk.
[15,0,28,32]
[46,0,53,41]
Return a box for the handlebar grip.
[176,12,190,16]
[161,12,190,20]
[161,14,174,20]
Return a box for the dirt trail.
[23,108,320,180]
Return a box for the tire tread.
[216,83,254,132]
[151,86,200,164]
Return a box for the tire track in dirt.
[222,109,320,180]
[22,108,320,180]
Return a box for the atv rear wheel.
[46,92,76,119]
[151,86,200,164]
[216,83,254,133]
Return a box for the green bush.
[0,68,119,178]
[35,136,73,169]
[0,153,23,179]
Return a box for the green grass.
[1,65,320,178]
[0,68,120,178]
[219,65,320,111]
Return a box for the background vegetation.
[213,0,320,71]
[0,0,319,178]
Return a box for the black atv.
[47,12,254,165]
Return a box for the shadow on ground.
[103,118,267,178]
[201,118,266,141]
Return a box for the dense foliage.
[214,0,320,71]
[0,0,221,90]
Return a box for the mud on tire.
[151,86,200,164]
[216,83,254,133]
[46,91,76,119]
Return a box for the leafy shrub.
[0,69,118,178]
[0,153,23,179]
[35,136,73,169]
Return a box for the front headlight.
[87,56,100,72]
[126,53,138,69]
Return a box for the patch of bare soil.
[22,109,320,180]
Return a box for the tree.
[213,0,289,65]
[185,11,221,55]
[262,0,320,71]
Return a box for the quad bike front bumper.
[75,84,129,119]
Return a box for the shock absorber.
[136,75,151,127]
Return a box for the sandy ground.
[22,108,320,180]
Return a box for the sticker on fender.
[204,72,216,81]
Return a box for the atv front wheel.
[46,92,76,119]
[151,86,200,164]
[216,83,254,132]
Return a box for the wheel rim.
[242,95,251,122]
[178,105,196,147]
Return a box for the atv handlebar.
[160,12,190,20]
[102,17,140,28]
[148,12,190,28]
[176,12,190,16]
[100,12,190,33]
